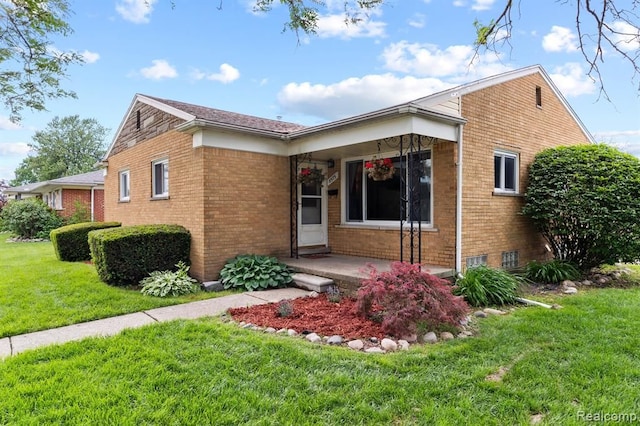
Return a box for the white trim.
[493,149,519,194]
[151,158,169,198]
[90,187,95,221]
[119,169,130,201]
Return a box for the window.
[466,254,488,268]
[152,159,169,198]
[345,151,431,224]
[502,251,519,269]
[119,170,130,201]
[535,86,542,107]
[494,150,518,193]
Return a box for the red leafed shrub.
[356,262,469,337]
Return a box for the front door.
[298,163,328,247]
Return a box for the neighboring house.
[102,65,594,282]
[4,170,105,222]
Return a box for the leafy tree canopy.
[0,0,83,123]
[10,115,108,186]
[523,144,640,269]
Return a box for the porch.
[281,254,455,293]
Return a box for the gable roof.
[4,170,104,195]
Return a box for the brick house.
[102,65,594,282]
[4,170,105,222]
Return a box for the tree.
[252,0,639,96]
[10,115,108,186]
[0,0,83,123]
[522,144,640,269]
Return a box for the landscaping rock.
[423,332,438,344]
[308,291,320,298]
[242,323,253,329]
[347,339,364,350]
[365,347,385,354]
[581,280,593,286]
[398,340,410,350]
[440,332,455,341]
[457,332,469,339]
[305,333,322,343]
[369,337,379,344]
[264,327,277,333]
[483,308,506,315]
[561,280,575,288]
[202,280,224,292]
[381,338,398,351]
[401,333,418,343]
[474,311,488,318]
[287,329,298,336]
[563,287,578,294]
[327,335,343,345]
[276,328,287,334]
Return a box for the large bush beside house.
[89,224,191,286]
[50,221,121,262]
[356,262,469,337]
[0,198,64,239]
[523,144,640,269]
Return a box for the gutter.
[175,119,289,140]
[455,123,464,274]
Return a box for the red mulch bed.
[228,294,386,340]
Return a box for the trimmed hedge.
[50,222,121,262]
[89,224,191,286]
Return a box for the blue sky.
[1,0,639,182]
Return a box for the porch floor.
[281,254,455,292]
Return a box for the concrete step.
[292,273,334,292]
[298,246,331,256]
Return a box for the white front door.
[298,163,328,247]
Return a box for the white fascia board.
[194,128,289,156]
[287,115,459,156]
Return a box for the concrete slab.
[0,337,11,358]
[247,287,312,303]
[10,312,156,356]
[144,293,267,322]
[292,273,334,292]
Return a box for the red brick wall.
[60,188,104,222]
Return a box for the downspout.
[455,123,464,274]
[90,187,95,222]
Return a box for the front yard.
[0,233,232,338]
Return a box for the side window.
[152,159,169,198]
[119,170,130,201]
[494,150,518,193]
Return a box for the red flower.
[365,161,373,169]
[300,168,311,176]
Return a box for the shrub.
[276,300,294,318]
[523,144,640,269]
[66,200,91,225]
[220,254,293,291]
[454,265,520,307]
[50,221,121,261]
[356,262,469,337]
[140,261,200,297]
[89,224,191,286]
[0,198,64,239]
[525,259,581,284]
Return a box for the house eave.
[176,119,289,140]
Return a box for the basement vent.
[466,255,488,268]
[502,251,519,269]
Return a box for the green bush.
[140,261,200,297]
[525,259,581,284]
[89,224,191,286]
[523,144,640,269]
[454,265,520,307]
[0,198,64,239]
[50,221,121,261]
[220,254,293,291]
[66,201,91,225]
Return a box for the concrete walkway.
[0,288,311,358]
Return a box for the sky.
[0,0,639,183]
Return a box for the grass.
[0,287,639,424]
[0,233,233,338]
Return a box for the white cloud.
[191,64,240,84]
[316,13,386,39]
[549,63,596,97]
[116,0,156,24]
[611,21,640,52]
[0,116,21,130]
[453,0,466,7]
[542,26,578,53]
[471,0,496,11]
[408,13,426,29]
[80,50,100,64]
[380,41,511,81]
[0,142,31,156]
[277,73,454,121]
[140,60,178,80]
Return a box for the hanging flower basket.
[297,167,325,185]
[365,157,395,181]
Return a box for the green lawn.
[0,233,233,338]
[0,287,639,424]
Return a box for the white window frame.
[152,158,169,198]
[494,150,519,194]
[119,170,130,201]
[341,150,433,227]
